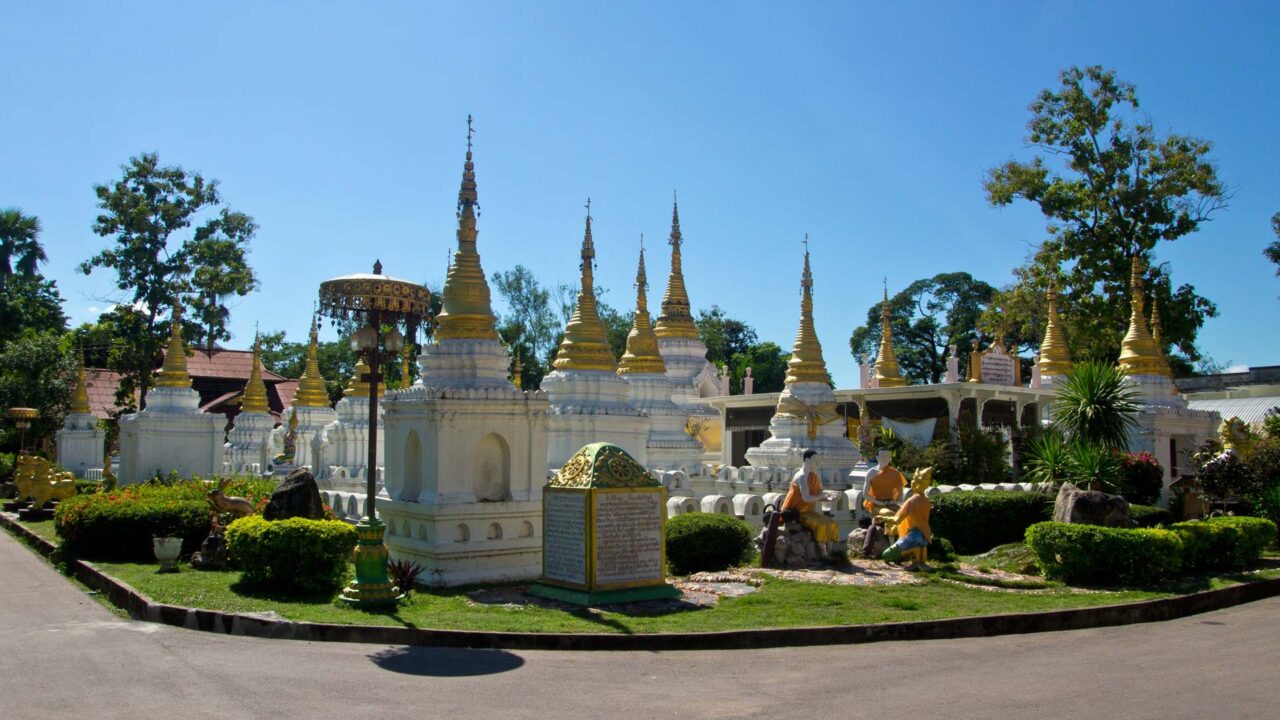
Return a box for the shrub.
[1129,504,1174,528]
[928,535,955,562]
[1025,521,1183,587]
[54,492,209,561]
[1024,431,1071,485]
[1117,451,1164,505]
[0,452,15,483]
[930,491,1052,554]
[665,513,754,575]
[1169,517,1274,571]
[225,515,356,595]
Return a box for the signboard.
[969,344,1021,386]
[592,489,665,588]
[542,491,588,586]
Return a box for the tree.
[1051,361,1140,451]
[67,305,151,412]
[0,208,47,292]
[698,306,758,368]
[849,273,995,384]
[733,342,789,394]
[0,274,66,348]
[491,266,561,389]
[79,153,258,408]
[0,330,75,450]
[258,329,356,405]
[1266,212,1280,278]
[984,66,1227,369]
[186,208,260,352]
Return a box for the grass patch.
[961,543,1040,576]
[17,517,60,545]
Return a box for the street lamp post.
[319,261,428,608]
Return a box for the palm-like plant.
[0,208,47,290]
[1065,441,1122,492]
[1025,430,1071,484]
[1051,361,1141,451]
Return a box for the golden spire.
[293,313,330,408]
[344,357,385,398]
[70,349,91,414]
[654,193,700,339]
[1150,292,1175,380]
[552,201,618,372]
[1038,282,1073,377]
[155,303,192,388]
[1118,254,1165,376]
[512,349,523,389]
[240,332,270,414]
[618,236,667,375]
[400,341,414,389]
[435,115,500,341]
[873,284,906,387]
[783,237,830,385]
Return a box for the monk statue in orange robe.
[862,447,906,515]
[781,449,841,557]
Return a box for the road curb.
[5,512,1279,651]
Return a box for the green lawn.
[13,517,59,544]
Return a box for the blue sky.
[3,1,1277,388]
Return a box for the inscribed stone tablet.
[980,349,1016,386]
[593,491,664,586]
[543,491,588,585]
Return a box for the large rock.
[263,468,326,520]
[847,526,889,559]
[1053,482,1130,527]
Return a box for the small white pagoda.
[541,203,650,468]
[55,352,105,478]
[272,314,338,469]
[117,305,224,484]
[380,122,551,586]
[223,335,276,475]
[744,242,861,480]
[313,359,383,490]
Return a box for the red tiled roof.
[83,369,132,420]
[274,380,301,408]
[169,348,287,382]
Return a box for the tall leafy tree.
[0,331,75,449]
[983,66,1227,369]
[491,265,560,389]
[734,341,789,394]
[849,273,995,384]
[698,305,758,368]
[1266,212,1280,279]
[0,208,47,292]
[0,275,66,348]
[79,153,257,408]
[67,305,151,411]
[187,208,260,352]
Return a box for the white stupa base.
[1124,372,1186,408]
[418,337,512,388]
[56,413,105,478]
[382,499,542,587]
[1125,374,1219,506]
[117,386,223,485]
[744,383,862,485]
[623,372,707,471]
[313,394,383,488]
[658,336,724,400]
[543,368,650,468]
[224,410,276,476]
[270,404,338,471]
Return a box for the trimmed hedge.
[930,491,1053,554]
[1025,522,1184,587]
[53,478,278,561]
[1129,504,1174,528]
[1173,516,1277,571]
[665,513,754,575]
[226,515,357,595]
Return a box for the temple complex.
[744,243,862,480]
[1117,255,1218,495]
[541,203,650,468]
[618,241,705,471]
[223,335,276,474]
[313,359,384,490]
[380,123,550,586]
[116,305,224,484]
[55,352,105,477]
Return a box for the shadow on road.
[368,646,525,677]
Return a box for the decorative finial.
[373,259,383,275]
[1118,252,1164,376]
[618,234,666,375]
[782,242,829,385]
[435,115,500,342]
[553,201,617,372]
[874,282,906,387]
[1038,278,1073,378]
[466,113,474,152]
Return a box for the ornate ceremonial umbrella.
[318,261,430,607]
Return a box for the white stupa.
[55,352,105,478]
[223,335,276,475]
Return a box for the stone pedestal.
[117,386,224,485]
[55,412,104,478]
[745,382,862,481]
[224,410,275,475]
[542,368,650,469]
[314,395,383,491]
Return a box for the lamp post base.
[339,517,403,607]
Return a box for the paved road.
[2,529,1277,720]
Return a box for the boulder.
[263,468,326,520]
[847,526,889,559]
[1053,482,1130,527]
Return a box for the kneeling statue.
[882,467,933,564]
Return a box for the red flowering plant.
[1116,450,1164,506]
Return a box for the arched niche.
[474,432,511,502]
[399,429,422,502]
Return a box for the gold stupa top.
[654,195,700,340]
[240,334,270,414]
[552,202,618,372]
[1150,293,1175,380]
[399,341,414,389]
[783,240,830,385]
[873,286,906,388]
[435,116,500,342]
[1118,254,1165,376]
[1038,283,1073,377]
[70,349,91,414]
[293,314,330,408]
[155,304,192,389]
[512,349,523,389]
[344,358,385,398]
[618,239,667,375]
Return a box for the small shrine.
[313,358,384,490]
[117,305,225,484]
[530,442,679,606]
[223,334,276,474]
[541,202,650,468]
[55,351,105,477]
[273,314,338,470]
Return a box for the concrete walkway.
[2,529,1277,719]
